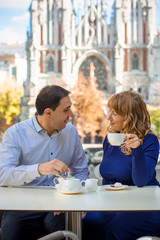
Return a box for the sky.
[0,0,160,44]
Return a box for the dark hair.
[35,85,70,115]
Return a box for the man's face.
[49,96,74,131]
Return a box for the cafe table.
[0,185,160,240]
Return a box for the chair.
[37,230,79,240]
[0,211,79,240]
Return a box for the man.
[0,85,89,240]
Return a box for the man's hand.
[54,212,64,216]
[38,159,69,175]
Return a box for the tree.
[71,62,106,142]
[0,81,23,125]
[148,108,160,137]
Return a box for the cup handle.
[53,177,59,185]
[122,140,127,145]
[80,180,86,186]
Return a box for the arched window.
[47,56,54,72]
[132,53,138,70]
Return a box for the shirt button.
[51,153,53,155]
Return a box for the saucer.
[102,184,128,191]
[58,189,82,195]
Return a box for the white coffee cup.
[53,175,75,187]
[60,179,84,192]
[83,178,98,192]
[55,183,62,191]
[107,133,126,146]
[53,177,64,186]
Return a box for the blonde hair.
[107,90,152,154]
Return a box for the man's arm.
[0,131,68,186]
[0,131,40,186]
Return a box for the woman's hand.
[124,134,141,148]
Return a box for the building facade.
[20,0,160,120]
[0,43,27,87]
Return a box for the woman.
[82,90,160,240]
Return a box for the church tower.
[20,0,160,120]
[114,0,160,102]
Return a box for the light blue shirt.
[0,115,89,186]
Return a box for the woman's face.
[107,109,124,132]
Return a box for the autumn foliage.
[0,81,23,139]
[71,63,107,139]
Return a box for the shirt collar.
[32,114,62,135]
[32,114,43,133]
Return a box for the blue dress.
[82,133,160,240]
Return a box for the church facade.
[20,0,160,120]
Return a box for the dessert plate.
[102,184,128,191]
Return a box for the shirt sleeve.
[0,130,40,186]
[131,133,159,187]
